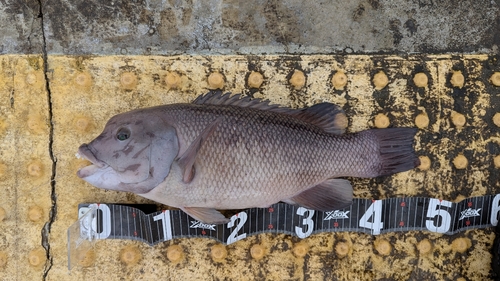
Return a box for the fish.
[77,91,420,224]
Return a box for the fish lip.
[77,144,108,169]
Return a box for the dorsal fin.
[193,90,293,114]
[292,103,348,134]
[193,91,347,134]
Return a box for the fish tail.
[366,128,420,176]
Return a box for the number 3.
[295,207,315,238]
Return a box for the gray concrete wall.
[1,0,499,55]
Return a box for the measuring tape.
[68,194,500,248]
[67,194,500,269]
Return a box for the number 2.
[227,212,248,244]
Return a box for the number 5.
[425,199,452,233]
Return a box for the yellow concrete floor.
[0,54,499,280]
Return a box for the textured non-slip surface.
[0,54,499,280]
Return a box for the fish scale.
[159,104,382,207]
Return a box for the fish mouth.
[76,144,108,178]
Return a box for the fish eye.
[116,128,131,141]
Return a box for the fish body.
[77,92,420,224]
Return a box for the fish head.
[76,109,179,193]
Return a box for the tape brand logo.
[459,208,481,221]
[324,210,350,220]
[190,220,216,231]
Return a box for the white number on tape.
[359,200,384,235]
[425,198,452,233]
[295,207,315,238]
[153,211,173,241]
[227,212,248,244]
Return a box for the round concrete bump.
[210,244,227,262]
[293,241,309,257]
[165,72,181,89]
[27,160,44,178]
[451,111,466,127]
[0,161,7,179]
[73,115,93,133]
[0,207,5,222]
[418,156,431,170]
[413,72,428,88]
[74,72,93,88]
[490,72,500,87]
[493,113,500,127]
[453,154,468,169]
[335,242,350,258]
[207,72,225,90]
[120,245,142,265]
[28,205,44,222]
[0,251,7,268]
[451,237,471,253]
[120,72,138,90]
[450,71,464,88]
[248,71,264,89]
[494,155,500,168]
[415,113,429,129]
[28,248,46,268]
[289,70,306,89]
[374,238,392,256]
[27,113,46,134]
[250,244,266,260]
[417,239,432,255]
[374,113,390,128]
[331,71,348,90]
[77,248,96,267]
[373,71,389,90]
[26,73,37,85]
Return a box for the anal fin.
[287,179,353,211]
[181,207,230,224]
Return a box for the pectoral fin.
[177,118,221,183]
[182,207,230,224]
[286,179,353,211]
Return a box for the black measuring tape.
[73,194,500,246]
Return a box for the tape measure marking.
[75,194,500,246]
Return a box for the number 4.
[359,200,384,235]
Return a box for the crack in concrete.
[37,0,58,280]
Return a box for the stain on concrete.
[3,0,498,55]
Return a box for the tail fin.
[369,128,420,176]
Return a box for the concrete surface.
[1,1,500,280]
[0,54,499,280]
[1,0,499,55]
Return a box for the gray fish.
[77,91,420,224]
